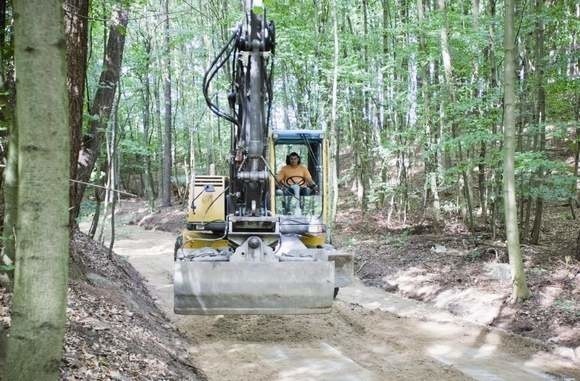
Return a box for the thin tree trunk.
[572,90,580,213]
[88,161,107,239]
[188,126,196,212]
[154,76,163,197]
[88,188,101,239]
[486,0,502,235]
[1,108,16,267]
[0,0,16,270]
[438,0,474,231]
[161,0,173,206]
[108,81,121,257]
[530,0,545,244]
[503,0,531,302]
[98,129,113,244]
[140,37,155,210]
[326,0,340,241]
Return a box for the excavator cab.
[272,130,324,217]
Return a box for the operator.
[277,152,317,215]
[276,152,316,188]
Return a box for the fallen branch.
[357,261,367,274]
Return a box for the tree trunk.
[1,108,16,267]
[65,0,89,225]
[503,0,531,302]
[108,83,121,257]
[6,1,70,379]
[438,0,474,231]
[486,0,502,236]
[88,160,107,239]
[161,0,173,207]
[326,0,340,242]
[472,0,487,225]
[98,132,113,244]
[73,6,129,216]
[89,188,102,239]
[0,0,16,270]
[140,37,155,210]
[478,143,487,222]
[530,0,545,244]
[154,76,163,196]
[573,90,580,211]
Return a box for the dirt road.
[111,225,579,381]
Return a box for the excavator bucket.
[174,261,335,315]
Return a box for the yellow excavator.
[173,1,353,314]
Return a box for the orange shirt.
[277,164,313,185]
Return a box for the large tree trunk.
[73,6,129,216]
[65,0,89,225]
[503,0,531,302]
[6,0,70,379]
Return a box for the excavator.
[173,1,353,315]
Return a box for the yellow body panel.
[188,176,226,223]
[300,234,326,248]
[184,239,230,250]
[182,230,229,249]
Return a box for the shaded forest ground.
[335,201,580,354]
[0,230,204,380]
[1,196,578,378]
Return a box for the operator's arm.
[276,166,286,184]
[302,166,315,186]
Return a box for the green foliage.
[553,298,579,317]
[0,264,15,273]
[515,152,576,200]
[73,0,577,235]
[465,249,483,262]
[382,231,409,248]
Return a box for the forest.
[0,0,578,379]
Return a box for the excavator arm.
[203,1,275,217]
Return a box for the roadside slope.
[0,230,205,380]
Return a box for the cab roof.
[272,129,324,144]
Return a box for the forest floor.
[108,200,579,380]
[334,201,580,353]
[121,197,579,356]
[1,197,578,380]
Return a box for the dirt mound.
[0,231,204,380]
[114,199,185,233]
